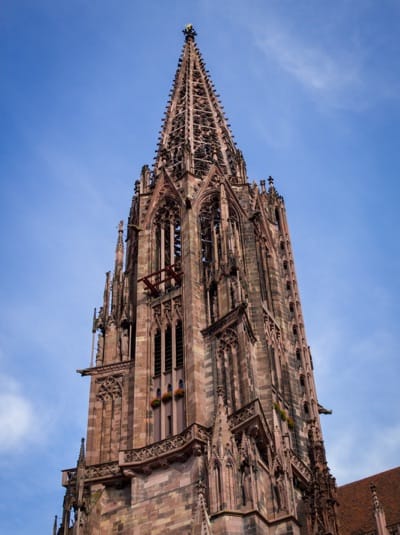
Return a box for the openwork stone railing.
[120,423,209,470]
[62,461,121,486]
[84,461,121,482]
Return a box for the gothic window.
[300,375,305,388]
[208,281,219,323]
[200,195,221,268]
[256,242,274,311]
[275,208,281,230]
[153,321,185,376]
[200,195,221,323]
[96,376,122,402]
[152,318,186,441]
[227,208,241,265]
[154,199,181,289]
[165,325,172,372]
[95,376,123,462]
[175,321,184,369]
[154,329,162,377]
[217,329,241,410]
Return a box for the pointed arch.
[152,196,182,292]
[217,328,241,411]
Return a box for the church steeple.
[154,25,241,180]
[57,26,338,535]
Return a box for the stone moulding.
[289,451,312,483]
[120,423,209,471]
[84,461,121,482]
[61,461,121,486]
[201,302,256,343]
[229,398,273,440]
[77,360,132,377]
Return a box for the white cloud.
[254,27,364,110]
[0,374,37,453]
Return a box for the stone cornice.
[120,423,209,472]
[61,461,121,486]
[77,360,133,377]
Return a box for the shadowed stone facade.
[57,25,338,535]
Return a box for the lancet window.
[200,195,221,270]
[200,195,221,323]
[153,321,184,377]
[256,241,274,312]
[151,313,185,441]
[154,199,181,289]
[95,376,123,462]
[217,329,242,411]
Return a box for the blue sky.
[1,1,399,533]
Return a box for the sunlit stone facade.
[58,26,338,535]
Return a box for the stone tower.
[58,25,339,535]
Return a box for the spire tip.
[183,24,197,41]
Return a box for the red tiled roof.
[336,466,400,534]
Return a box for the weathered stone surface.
[58,26,338,535]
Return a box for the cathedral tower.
[58,26,339,535]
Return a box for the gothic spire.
[114,220,124,273]
[154,25,239,179]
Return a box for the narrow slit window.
[175,321,184,368]
[154,329,161,376]
[165,325,172,373]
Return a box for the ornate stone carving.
[84,462,121,482]
[77,360,131,377]
[120,424,209,469]
[96,375,122,401]
[289,451,312,483]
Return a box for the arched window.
[200,195,221,268]
[200,195,221,324]
[154,329,161,377]
[165,325,172,372]
[175,321,184,369]
[154,199,181,289]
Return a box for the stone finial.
[183,23,197,41]
[370,484,390,535]
[78,437,85,465]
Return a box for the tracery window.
[154,329,162,377]
[200,195,221,269]
[217,329,241,411]
[154,199,181,289]
[152,317,185,441]
[200,195,221,323]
